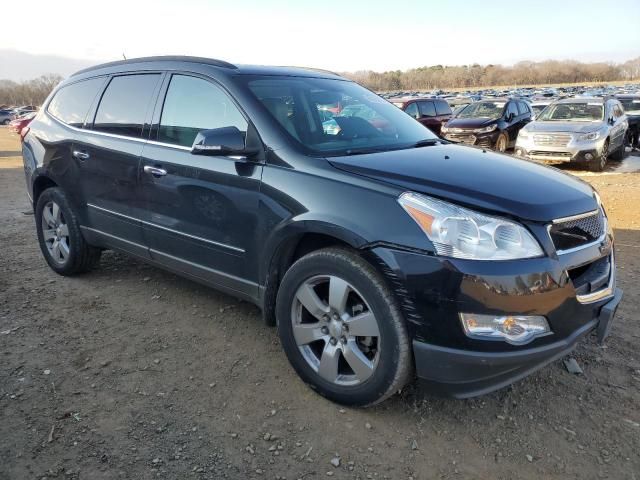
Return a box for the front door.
[138,73,263,301]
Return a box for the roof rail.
[72,56,237,76]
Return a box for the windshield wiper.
[342,147,390,156]
[411,138,442,148]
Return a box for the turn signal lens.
[403,204,434,235]
[459,313,551,345]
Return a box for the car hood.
[328,144,596,222]
[524,121,605,134]
[445,117,497,129]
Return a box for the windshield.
[531,104,549,115]
[620,98,640,115]
[244,76,436,156]
[456,101,505,119]
[537,102,603,122]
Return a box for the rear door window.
[404,102,419,119]
[435,100,452,116]
[418,101,436,117]
[93,74,161,137]
[158,75,248,148]
[47,78,105,127]
[517,101,528,115]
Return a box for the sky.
[2,0,640,73]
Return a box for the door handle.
[143,165,167,177]
[72,150,90,160]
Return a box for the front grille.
[445,133,475,144]
[533,133,571,147]
[530,151,572,158]
[568,255,611,296]
[549,209,605,252]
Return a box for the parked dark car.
[441,98,533,151]
[617,94,640,149]
[22,56,622,406]
[390,97,452,134]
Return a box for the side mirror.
[191,126,256,157]
[506,112,514,122]
[608,117,615,126]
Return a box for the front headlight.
[398,192,544,260]
[474,124,497,134]
[518,130,530,140]
[440,126,449,133]
[578,131,601,141]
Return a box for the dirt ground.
[1,126,639,480]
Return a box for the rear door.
[77,73,163,258]
[138,73,263,300]
[417,101,438,133]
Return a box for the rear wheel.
[589,140,608,172]
[276,248,412,406]
[35,187,101,275]
[495,133,508,152]
[1,119,10,125]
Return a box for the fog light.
[585,153,593,160]
[516,149,523,156]
[459,313,550,345]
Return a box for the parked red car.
[390,97,452,135]
[9,112,36,140]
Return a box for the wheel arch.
[32,175,58,209]
[260,221,369,326]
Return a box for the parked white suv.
[515,98,628,171]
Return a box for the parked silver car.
[515,97,628,171]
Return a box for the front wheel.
[589,140,608,172]
[276,248,412,406]
[495,132,508,152]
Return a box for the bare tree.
[341,58,635,92]
[0,74,63,106]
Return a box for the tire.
[589,139,608,172]
[495,132,508,152]
[276,247,412,406]
[1,119,10,125]
[35,187,101,275]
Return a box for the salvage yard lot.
[1,126,639,479]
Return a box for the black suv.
[22,57,622,406]
[441,98,533,151]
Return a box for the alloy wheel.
[496,135,507,152]
[41,201,70,265]
[291,275,380,386]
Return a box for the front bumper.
[515,135,606,164]
[414,288,622,398]
[366,231,620,398]
[442,130,499,148]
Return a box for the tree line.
[343,57,640,92]
[0,74,63,107]
[1,57,640,106]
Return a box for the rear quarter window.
[47,78,105,127]
[435,100,452,116]
[92,74,161,138]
